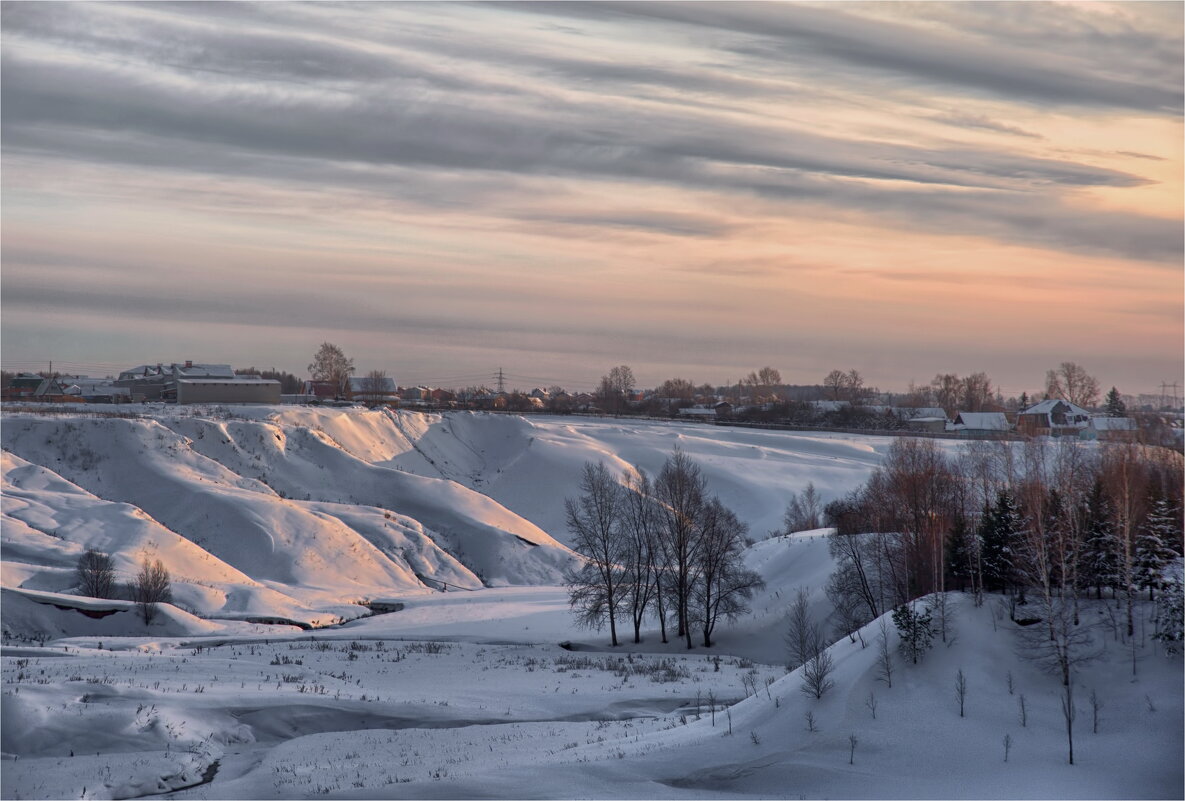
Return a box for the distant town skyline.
[3,2,1181,397]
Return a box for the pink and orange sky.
[2,2,1181,395]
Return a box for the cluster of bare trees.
[824,437,1184,675]
[742,367,782,401]
[1046,362,1101,409]
[823,369,867,403]
[75,551,173,624]
[597,365,636,414]
[565,451,764,648]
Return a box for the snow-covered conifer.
[1134,498,1179,600]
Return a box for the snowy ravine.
[2,407,1182,799]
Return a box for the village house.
[903,416,948,434]
[1015,399,1092,437]
[347,375,398,406]
[951,411,1011,437]
[1088,416,1139,442]
[116,362,279,404]
[2,373,47,401]
[678,401,732,420]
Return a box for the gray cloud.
[928,112,1043,139]
[509,2,1183,113]
[3,11,1169,266]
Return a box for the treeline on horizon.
[4,349,1179,424]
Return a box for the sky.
[2,1,1182,396]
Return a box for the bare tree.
[620,469,660,644]
[1061,681,1077,765]
[823,370,847,401]
[1101,443,1150,639]
[757,366,782,393]
[655,449,708,649]
[931,373,962,419]
[955,668,967,717]
[1046,362,1101,408]
[785,588,819,671]
[565,462,629,646]
[75,549,116,599]
[828,574,870,647]
[801,647,835,699]
[845,369,866,404]
[694,497,764,647]
[744,366,782,400]
[876,618,894,687]
[783,483,823,533]
[308,342,355,398]
[961,372,994,412]
[598,365,636,415]
[658,378,696,404]
[129,557,171,624]
[356,369,391,407]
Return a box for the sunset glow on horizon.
[2,1,1181,395]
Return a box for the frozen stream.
[2,634,778,800]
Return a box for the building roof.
[347,376,397,393]
[119,363,236,381]
[1019,398,1091,418]
[177,377,279,386]
[897,407,947,420]
[953,412,1010,431]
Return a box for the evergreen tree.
[1080,481,1121,599]
[1104,387,1127,417]
[891,602,933,664]
[981,491,1021,593]
[1018,392,1029,412]
[946,515,973,593]
[1134,498,1179,600]
[1152,567,1183,655]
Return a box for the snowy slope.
[1,407,1180,799]
[1,410,579,634]
[2,407,894,638]
[381,412,924,545]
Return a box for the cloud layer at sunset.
[3,2,1181,393]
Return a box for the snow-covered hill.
[1,407,1181,799]
[2,407,904,636]
[2,408,587,633]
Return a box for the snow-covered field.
[2,407,1181,799]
